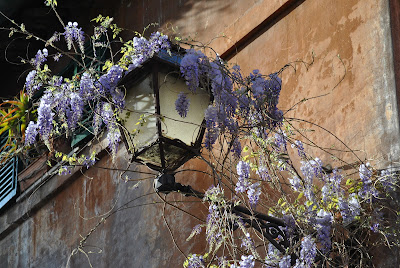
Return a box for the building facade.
[0,0,399,267]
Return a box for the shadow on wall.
[116,0,234,44]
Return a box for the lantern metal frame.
[119,52,209,172]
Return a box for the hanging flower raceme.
[92,102,103,136]
[25,70,42,97]
[321,169,343,204]
[230,255,255,268]
[79,72,96,101]
[67,92,84,131]
[36,93,54,146]
[247,182,261,207]
[149,31,170,52]
[379,169,397,192]
[63,21,85,53]
[358,163,378,200]
[25,121,38,146]
[180,49,207,93]
[101,65,125,108]
[100,102,121,158]
[31,48,48,69]
[296,236,317,268]
[292,140,306,158]
[315,209,332,253]
[339,194,361,225]
[175,92,190,118]
[184,254,205,268]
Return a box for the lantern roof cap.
[120,46,185,87]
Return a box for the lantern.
[119,51,210,172]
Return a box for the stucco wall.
[0,138,211,267]
[229,0,400,168]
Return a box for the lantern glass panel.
[158,72,209,146]
[163,143,189,168]
[137,145,161,166]
[121,75,158,152]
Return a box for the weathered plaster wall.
[228,0,400,168]
[0,141,210,267]
[0,0,399,267]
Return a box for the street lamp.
[119,51,210,172]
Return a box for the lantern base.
[153,173,195,195]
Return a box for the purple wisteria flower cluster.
[274,132,287,152]
[339,194,361,225]
[36,93,54,144]
[321,169,343,204]
[294,236,317,268]
[264,243,283,267]
[204,186,224,249]
[315,209,332,253]
[379,169,397,192]
[291,140,306,158]
[230,255,255,268]
[256,165,271,181]
[31,48,48,69]
[240,232,255,252]
[175,92,190,117]
[64,21,85,53]
[358,163,378,200]
[179,49,283,154]
[23,29,172,159]
[125,32,170,72]
[235,161,261,207]
[25,48,50,96]
[185,254,205,268]
[300,158,323,201]
[24,70,41,98]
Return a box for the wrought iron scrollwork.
[231,205,290,254]
[154,172,295,256]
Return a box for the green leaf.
[102,60,113,71]
[44,0,57,6]
[91,14,104,23]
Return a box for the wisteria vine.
[1,1,399,267]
